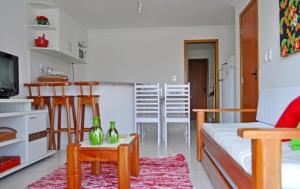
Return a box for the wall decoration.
[280,0,300,57]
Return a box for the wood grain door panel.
[240,0,259,122]
[188,59,208,120]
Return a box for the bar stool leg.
[70,98,77,143]
[80,104,86,141]
[57,105,62,150]
[76,100,82,144]
[95,102,100,116]
[45,98,52,124]
[50,104,56,150]
[65,101,72,144]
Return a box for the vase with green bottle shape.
[89,116,104,145]
[106,121,119,144]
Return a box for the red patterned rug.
[26,154,193,189]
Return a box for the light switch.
[264,51,268,62]
[172,75,177,82]
[268,48,273,61]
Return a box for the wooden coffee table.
[67,133,139,189]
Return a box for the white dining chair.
[134,83,161,146]
[163,83,190,147]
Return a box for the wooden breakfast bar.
[67,133,140,189]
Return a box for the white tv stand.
[0,99,55,178]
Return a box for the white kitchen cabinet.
[59,11,78,57]
[0,99,55,178]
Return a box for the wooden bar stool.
[74,81,100,142]
[48,82,77,150]
[24,82,52,149]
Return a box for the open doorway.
[184,40,219,122]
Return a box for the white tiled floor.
[0,125,214,189]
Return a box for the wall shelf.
[28,1,56,9]
[29,47,86,64]
[0,138,23,148]
[27,25,57,31]
[0,150,56,178]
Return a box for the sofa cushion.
[275,96,300,131]
[203,122,300,189]
[256,87,300,125]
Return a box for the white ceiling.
[55,0,235,29]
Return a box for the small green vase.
[89,116,104,145]
[106,121,119,144]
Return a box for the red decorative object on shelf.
[0,156,21,173]
[36,16,49,25]
[35,34,49,48]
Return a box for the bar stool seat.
[75,81,100,142]
[24,82,52,149]
[48,82,77,150]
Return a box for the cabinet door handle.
[29,117,38,120]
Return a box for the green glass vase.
[89,116,104,145]
[106,121,119,144]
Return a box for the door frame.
[239,0,259,121]
[184,39,220,122]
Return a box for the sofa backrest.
[256,86,300,125]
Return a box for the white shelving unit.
[29,47,86,64]
[27,0,88,64]
[0,138,23,148]
[0,99,55,178]
[28,1,56,9]
[27,24,57,31]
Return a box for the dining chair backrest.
[134,83,160,120]
[164,83,190,119]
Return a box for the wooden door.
[188,59,208,120]
[240,0,259,122]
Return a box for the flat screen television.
[0,51,19,98]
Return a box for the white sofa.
[194,87,300,189]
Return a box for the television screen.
[0,51,19,98]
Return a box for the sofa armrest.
[193,109,256,161]
[238,128,300,139]
[238,128,300,189]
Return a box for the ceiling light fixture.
[137,0,143,14]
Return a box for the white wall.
[0,0,28,97]
[232,0,300,95]
[29,51,72,82]
[259,0,300,89]
[78,26,235,84]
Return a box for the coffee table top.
[80,135,134,148]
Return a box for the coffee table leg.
[118,144,131,189]
[67,144,81,189]
[130,134,139,176]
[91,162,102,175]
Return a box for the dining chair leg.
[157,122,161,146]
[188,122,191,148]
[164,122,167,147]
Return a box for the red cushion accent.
[275,96,300,141]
